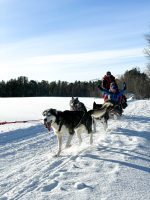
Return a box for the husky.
[43,103,113,157]
[43,108,93,157]
[91,101,114,130]
[70,97,87,112]
[70,97,96,132]
[93,100,122,119]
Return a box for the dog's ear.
[43,109,52,116]
[42,110,48,116]
[50,108,58,116]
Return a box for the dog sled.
[109,95,128,118]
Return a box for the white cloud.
[1,47,143,67]
[28,48,144,65]
[0,47,146,82]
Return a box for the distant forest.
[0,68,150,99]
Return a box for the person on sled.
[102,71,118,90]
[102,71,118,102]
[98,82,127,115]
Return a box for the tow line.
[0,119,43,125]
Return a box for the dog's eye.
[47,113,51,116]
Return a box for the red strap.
[0,119,43,125]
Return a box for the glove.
[98,80,102,84]
[98,85,104,91]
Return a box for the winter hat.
[106,71,111,76]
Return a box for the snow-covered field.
[0,97,150,200]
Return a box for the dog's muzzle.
[44,118,51,131]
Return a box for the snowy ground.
[0,97,150,200]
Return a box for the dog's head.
[70,97,80,110]
[42,108,58,131]
[93,101,103,110]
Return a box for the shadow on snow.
[0,125,46,145]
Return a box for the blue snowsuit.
[98,82,126,104]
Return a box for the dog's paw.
[53,154,59,158]
[53,151,61,158]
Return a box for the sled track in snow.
[18,145,97,200]
[1,129,96,200]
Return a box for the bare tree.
[144,30,150,78]
[145,32,150,54]
[145,65,150,77]
[144,32,150,69]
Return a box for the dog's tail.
[101,101,114,109]
[88,108,106,119]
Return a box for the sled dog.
[93,100,122,117]
[70,97,87,112]
[43,103,113,156]
[70,97,96,132]
[90,101,114,130]
[43,108,93,157]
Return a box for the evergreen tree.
[121,68,150,99]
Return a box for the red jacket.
[102,75,117,90]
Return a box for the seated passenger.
[98,82,127,114]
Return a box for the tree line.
[0,76,99,97]
[0,67,150,99]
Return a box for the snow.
[0,97,150,200]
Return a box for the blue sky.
[0,0,150,82]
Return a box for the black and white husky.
[93,101,122,119]
[43,103,113,157]
[43,109,93,157]
[90,101,113,130]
